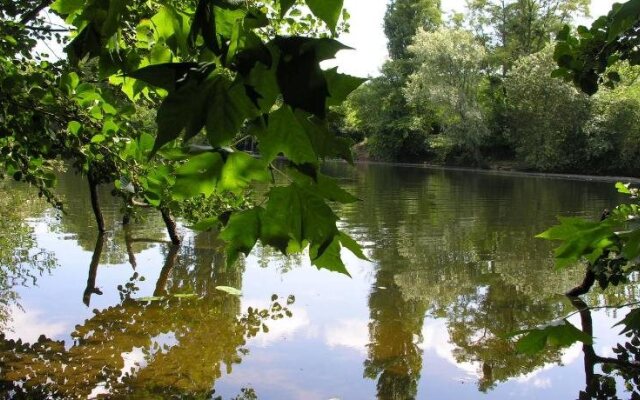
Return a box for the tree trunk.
[83,233,105,306]
[88,168,106,233]
[153,244,179,297]
[161,208,181,245]
[124,225,137,269]
[566,269,596,297]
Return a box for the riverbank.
[343,159,640,184]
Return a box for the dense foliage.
[404,27,488,165]
[509,2,640,390]
[338,0,640,176]
[0,0,368,273]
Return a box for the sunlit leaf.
[215,286,243,296]
[324,67,367,106]
[512,320,592,355]
[51,0,85,14]
[305,0,344,33]
[172,152,224,200]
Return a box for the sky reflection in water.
[1,163,638,399]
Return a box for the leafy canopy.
[1,0,367,273]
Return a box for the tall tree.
[342,0,443,161]
[405,28,489,163]
[384,0,442,60]
[466,0,589,74]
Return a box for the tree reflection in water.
[344,164,640,398]
[0,232,293,398]
[0,181,57,329]
[570,297,640,400]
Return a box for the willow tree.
[404,27,488,164]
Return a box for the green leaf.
[616,182,632,194]
[220,207,263,265]
[51,0,85,14]
[152,5,190,54]
[246,62,279,112]
[290,169,358,203]
[513,320,592,355]
[339,231,368,260]
[305,0,344,33]
[260,184,340,260]
[537,217,617,269]
[215,286,243,296]
[324,68,367,106]
[172,152,224,200]
[154,81,208,153]
[622,228,640,259]
[67,121,82,135]
[130,63,199,92]
[172,151,266,200]
[310,236,350,275]
[608,0,640,41]
[256,106,317,165]
[60,72,79,94]
[190,217,220,231]
[205,77,258,146]
[217,152,269,193]
[91,134,106,144]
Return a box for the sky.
[333,0,618,78]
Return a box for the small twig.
[563,300,640,321]
[24,25,71,32]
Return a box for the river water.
[0,162,637,399]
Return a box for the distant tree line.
[335,0,640,175]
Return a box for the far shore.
[329,158,640,184]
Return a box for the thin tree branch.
[19,0,55,24]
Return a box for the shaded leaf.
[256,106,317,165]
[129,62,200,91]
[205,77,258,146]
[220,207,263,265]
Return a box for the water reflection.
[0,232,293,398]
[2,163,640,398]
[570,297,640,399]
[0,181,56,329]
[326,163,635,397]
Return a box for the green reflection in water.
[2,164,640,398]
[0,232,292,398]
[50,171,167,265]
[322,163,638,397]
[0,181,56,328]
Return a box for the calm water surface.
[0,162,638,399]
